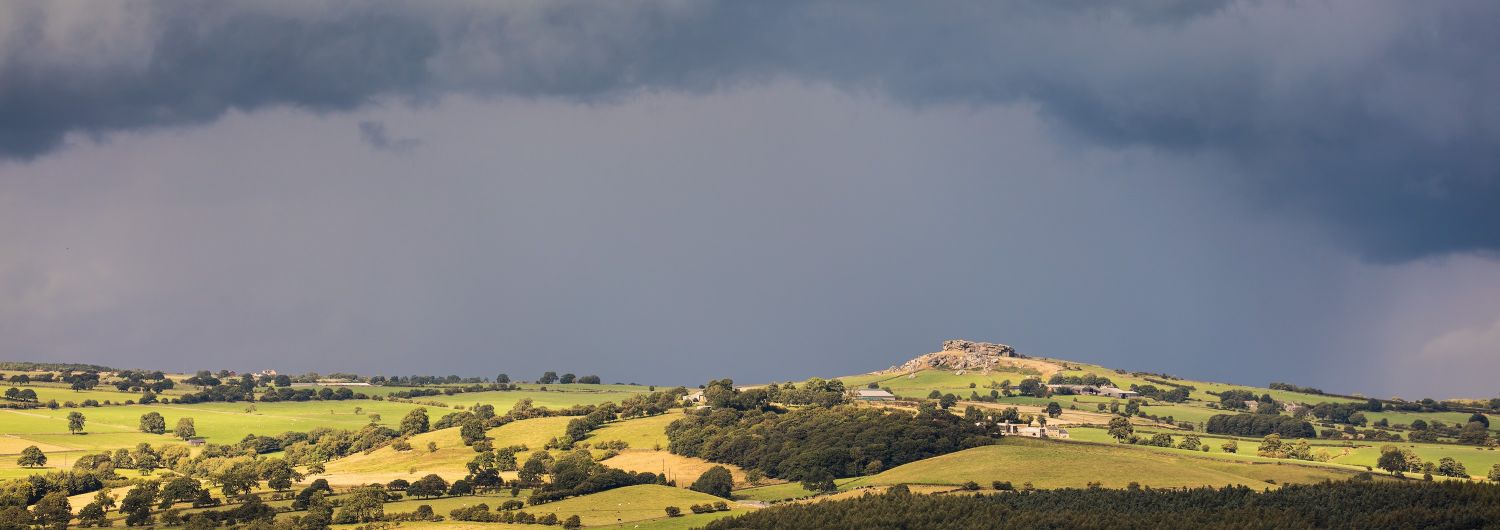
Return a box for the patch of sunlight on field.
[603,450,753,488]
[320,416,572,486]
[587,413,683,451]
[842,437,1356,490]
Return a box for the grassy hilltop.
[1,343,1497,528]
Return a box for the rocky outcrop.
[880,339,1021,374]
[940,340,1016,358]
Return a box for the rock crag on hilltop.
[940,339,1016,358]
[881,339,1022,375]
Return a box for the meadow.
[842,437,1360,490]
[320,416,574,485]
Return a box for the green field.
[842,437,1360,490]
[839,367,1043,399]
[2,399,430,442]
[421,387,651,411]
[329,484,744,528]
[1331,442,1500,478]
[1,385,144,405]
[587,413,682,450]
[321,416,573,485]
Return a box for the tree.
[1470,413,1490,428]
[263,459,302,491]
[94,488,117,512]
[1017,378,1047,397]
[175,417,197,440]
[160,476,204,508]
[691,466,735,498]
[1178,434,1202,451]
[409,474,449,498]
[1437,457,1468,478]
[559,373,576,384]
[460,418,487,446]
[214,459,261,496]
[1221,440,1238,453]
[800,468,838,493]
[131,442,160,474]
[1489,463,1500,483]
[17,445,46,467]
[67,411,86,434]
[496,373,510,384]
[338,486,386,523]
[939,393,958,409]
[33,491,71,530]
[78,501,109,527]
[400,408,430,435]
[539,371,559,384]
[121,482,159,526]
[665,506,682,517]
[1377,445,1408,475]
[1107,416,1133,442]
[297,490,334,530]
[563,514,583,528]
[1257,434,1285,458]
[139,411,167,434]
[1045,402,1063,418]
[1458,422,1491,445]
[577,375,601,384]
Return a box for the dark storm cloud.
[1,0,1497,260]
[358,121,420,153]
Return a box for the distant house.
[1046,384,1100,395]
[1096,387,1139,399]
[186,438,205,447]
[997,420,1070,439]
[290,381,371,387]
[855,389,896,401]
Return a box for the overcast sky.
[2,1,1497,397]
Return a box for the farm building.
[1095,387,1139,399]
[855,389,896,401]
[998,420,1070,439]
[1046,384,1099,395]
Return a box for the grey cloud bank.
[1,2,1499,397]
[2,0,1498,260]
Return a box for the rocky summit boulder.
[881,339,1020,374]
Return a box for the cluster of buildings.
[997,419,1070,439]
[1044,384,1139,399]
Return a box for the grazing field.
[423,387,650,411]
[587,412,682,450]
[1331,442,1500,478]
[1,400,430,442]
[603,450,753,488]
[1,385,142,405]
[320,416,573,485]
[841,437,1359,490]
[838,367,1048,399]
[527,484,743,526]
[339,484,745,528]
[733,478,861,503]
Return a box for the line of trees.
[702,480,1500,529]
[1205,413,1316,438]
[667,404,997,483]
